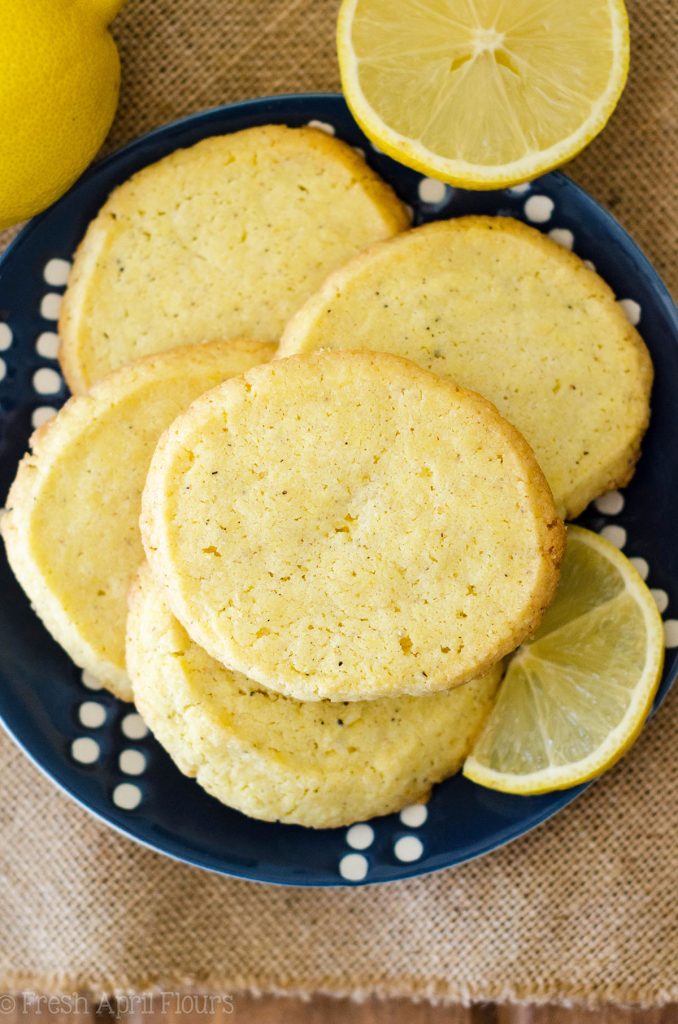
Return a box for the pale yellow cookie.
[58,125,409,393]
[1,339,274,700]
[141,351,564,702]
[128,563,502,828]
[278,216,653,519]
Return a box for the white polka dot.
[548,228,574,250]
[524,195,554,223]
[119,749,146,775]
[32,367,62,395]
[31,405,56,428]
[651,589,669,614]
[40,293,63,320]
[600,524,627,549]
[0,323,12,351]
[663,620,678,648]
[79,701,106,728]
[71,737,99,764]
[509,182,531,194]
[121,712,148,740]
[306,119,335,136]
[0,358,5,382]
[394,835,424,862]
[618,298,641,326]
[36,331,60,359]
[81,669,103,691]
[338,853,368,881]
[418,177,447,204]
[43,258,72,286]
[399,803,428,828]
[594,490,625,515]
[352,146,366,158]
[113,782,142,810]
[346,823,374,850]
[584,259,597,271]
[630,557,649,580]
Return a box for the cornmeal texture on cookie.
[141,351,564,702]
[58,125,409,393]
[278,216,653,519]
[1,339,274,700]
[128,564,502,828]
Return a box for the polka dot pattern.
[619,298,641,326]
[32,368,62,395]
[338,853,368,881]
[0,323,12,351]
[600,525,627,549]
[346,824,374,850]
[121,713,148,740]
[306,119,335,136]
[394,835,424,863]
[548,228,574,250]
[524,195,554,223]
[79,701,106,728]
[418,177,447,204]
[595,491,625,515]
[31,406,57,428]
[119,749,146,776]
[71,737,99,765]
[630,557,649,581]
[0,359,6,383]
[43,258,71,287]
[113,782,142,810]
[399,803,428,828]
[40,293,63,320]
[36,332,60,359]
[664,621,678,649]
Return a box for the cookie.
[278,216,653,519]
[1,339,274,699]
[141,350,564,702]
[58,125,409,393]
[127,563,502,828]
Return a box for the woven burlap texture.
[1,0,676,1007]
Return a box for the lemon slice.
[338,0,630,188]
[463,526,665,794]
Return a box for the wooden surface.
[1,996,676,1021]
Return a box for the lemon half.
[338,0,630,188]
[463,526,664,795]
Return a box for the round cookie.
[1,339,274,700]
[278,216,653,520]
[58,124,409,393]
[127,563,503,829]
[141,350,564,702]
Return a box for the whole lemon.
[0,0,126,229]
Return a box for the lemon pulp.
[464,526,665,794]
[338,0,629,187]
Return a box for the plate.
[1,93,677,887]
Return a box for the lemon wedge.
[463,526,665,794]
[338,0,630,188]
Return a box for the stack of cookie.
[1,126,652,828]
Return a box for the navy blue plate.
[1,94,677,886]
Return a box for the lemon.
[0,0,125,230]
[338,0,630,188]
[463,526,665,795]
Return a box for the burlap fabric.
[1,0,676,1007]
